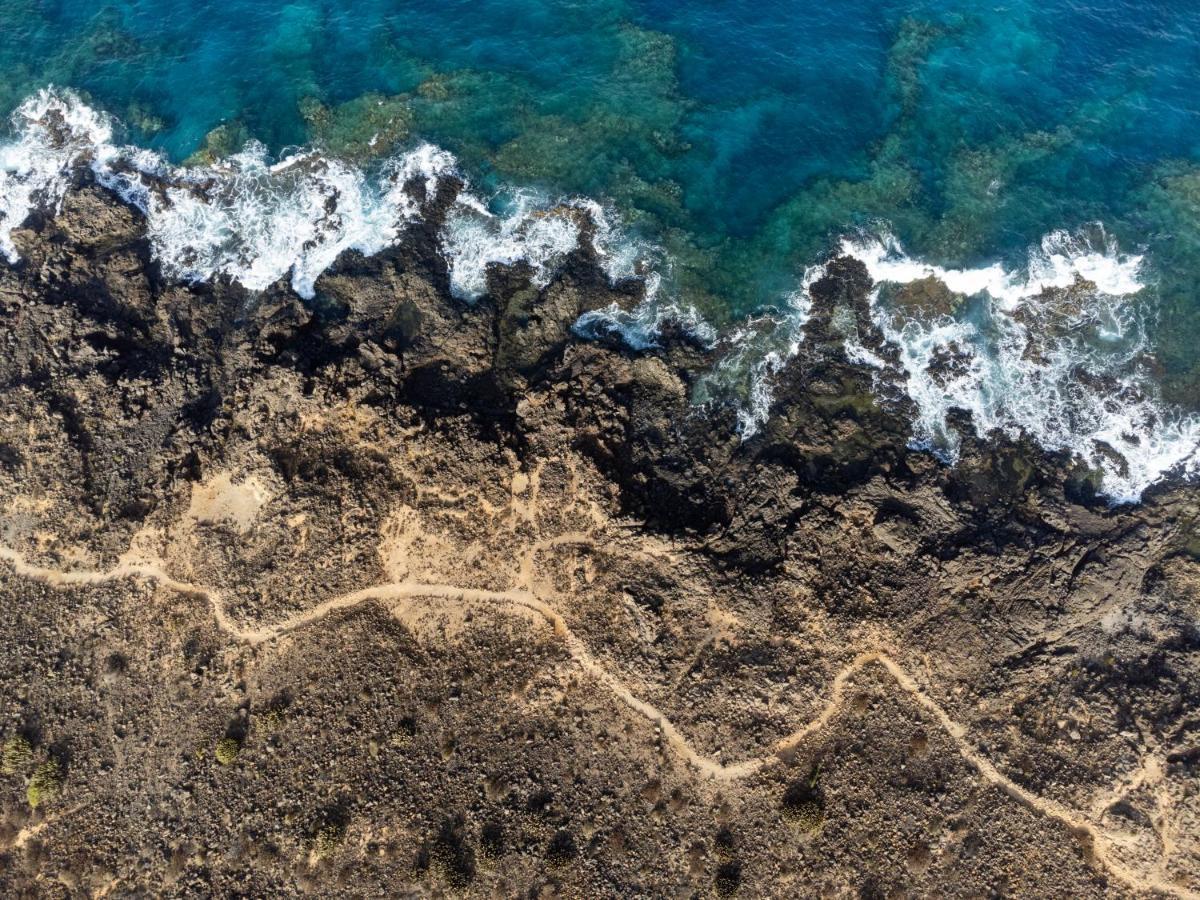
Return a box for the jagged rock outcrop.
[0,182,1197,898]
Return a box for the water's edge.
[3,88,1197,503]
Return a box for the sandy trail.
[0,544,1191,899]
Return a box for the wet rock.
[884,275,964,319]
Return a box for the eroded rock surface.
[0,182,1197,898]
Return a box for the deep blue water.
[3,0,1200,394]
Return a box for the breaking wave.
[2,89,1198,503]
[0,90,117,264]
[694,269,818,438]
[840,229,1200,503]
[0,88,664,309]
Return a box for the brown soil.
[0,181,1196,897]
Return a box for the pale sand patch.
[378,505,456,583]
[187,472,273,535]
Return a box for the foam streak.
[841,229,1200,502]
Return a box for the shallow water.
[3,3,1198,303]
[2,0,1200,499]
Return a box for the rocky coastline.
[0,172,1197,897]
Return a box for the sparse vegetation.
[715,860,742,896]
[714,825,736,860]
[479,821,504,860]
[1,735,33,775]
[783,795,825,832]
[27,759,61,808]
[428,817,475,886]
[394,716,418,742]
[313,823,345,860]
[259,708,286,733]
[782,765,826,833]
[214,737,241,765]
[545,829,576,867]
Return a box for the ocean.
[2,0,1199,501]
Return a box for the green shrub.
[27,759,61,808]
[259,708,286,733]
[215,737,240,766]
[313,823,345,860]
[715,861,742,896]
[781,767,826,833]
[1,736,33,775]
[479,822,504,860]
[545,830,576,868]
[783,797,825,832]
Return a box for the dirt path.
[0,544,1190,899]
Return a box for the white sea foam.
[724,270,819,437]
[573,297,716,352]
[689,263,822,437]
[381,142,457,222]
[563,200,716,350]
[845,227,1145,312]
[841,228,1200,503]
[0,90,118,262]
[128,146,406,297]
[440,189,587,301]
[99,140,477,299]
[4,90,1198,502]
[0,88,664,308]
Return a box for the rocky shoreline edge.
[0,175,1196,896]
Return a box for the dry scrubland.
[0,184,1196,897]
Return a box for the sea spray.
[3,89,1199,502]
[845,227,1145,312]
[839,229,1200,502]
[0,90,118,262]
[442,191,598,301]
[695,268,820,437]
[0,88,671,312]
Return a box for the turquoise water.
[4,2,1199,310]
[4,2,1199,336]
[3,0,1200,498]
